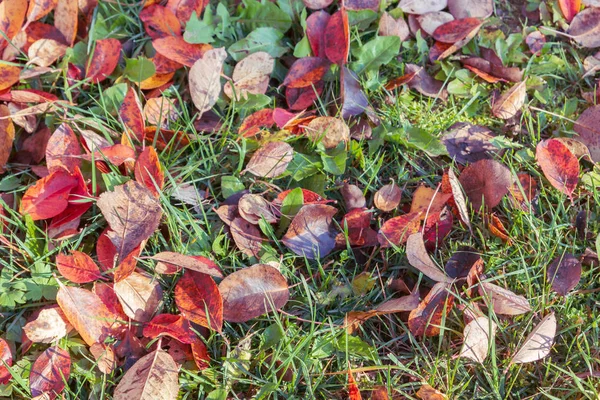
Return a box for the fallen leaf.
[342,183,366,210]
[135,146,164,197]
[567,7,600,48]
[509,173,538,210]
[479,282,531,316]
[166,0,205,24]
[305,116,349,149]
[86,39,122,83]
[244,141,294,178]
[238,193,278,224]
[417,12,455,36]
[151,252,223,277]
[306,11,330,58]
[444,246,481,279]
[378,12,410,41]
[432,17,482,44]
[153,36,212,67]
[143,96,178,128]
[89,343,116,374]
[56,251,102,284]
[24,306,72,344]
[54,0,77,46]
[408,282,453,337]
[410,185,451,215]
[0,338,12,384]
[511,313,557,364]
[56,283,121,346]
[224,52,274,99]
[230,217,263,257]
[191,341,210,370]
[399,0,447,14]
[0,105,14,173]
[447,0,493,19]
[93,282,126,317]
[114,272,163,322]
[282,204,338,259]
[189,47,227,116]
[283,57,331,88]
[403,64,448,100]
[553,137,592,162]
[324,9,349,65]
[417,383,447,399]
[378,212,421,247]
[238,108,275,137]
[29,346,70,400]
[536,138,579,198]
[574,105,600,162]
[286,82,324,110]
[348,368,362,400]
[459,316,496,363]
[345,291,420,333]
[0,0,28,53]
[46,123,81,174]
[459,159,512,210]
[139,5,181,39]
[175,270,223,331]
[219,264,290,322]
[19,170,78,220]
[28,38,67,67]
[492,81,527,119]
[407,233,452,282]
[441,122,498,164]
[345,0,380,10]
[143,314,197,344]
[120,88,145,142]
[374,181,402,212]
[341,67,369,118]
[97,181,163,264]
[547,253,581,296]
[113,349,179,400]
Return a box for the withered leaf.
[379,12,410,41]
[399,0,447,14]
[230,217,263,258]
[282,57,331,88]
[151,252,222,277]
[459,316,496,363]
[114,272,163,322]
[342,183,366,210]
[189,48,227,116]
[374,181,402,212]
[406,233,453,283]
[46,123,81,174]
[238,193,278,224]
[0,105,14,173]
[492,81,527,119]
[440,122,497,164]
[417,12,454,36]
[224,52,274,100]
[90,343,116,374]
[574,105,600,162]
[444,246,480,279]
[448,0,493,19]
[404,64,448,100]
[378,212,421,247]
[113,350,179,400]
[345,291,420,333]
[245,141,293,178]
[305,117,350,149]
[282,204,338,259]
[24,306,72,344]
[458,159,512,210]
[479,282,531,316]
[97,181,162,264]
[567,7,600,48]
[511,313,557,364]
[547,253,581,296]
[219,264,290,322]
[341,67,369,118]
[408,282,453,337]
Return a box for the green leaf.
[404,126,448,157]
[320,143,347,175]
[289,153,322,181]
[184,11,215,44]
[123,57,156,82]
[293,35,311,58]
[237,0,292,33]
[351,36,401,75]
[278,187,304,234]
[221,175,245,199]
[228,27,289,61]
[24,215,44,258]
[347,10,378,30]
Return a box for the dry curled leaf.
[567,7,600,48]
[238,193,278,224]
[244,141,293,178]
[478,282,531,316]
[492,81,527,119]
[189,48,227,116]
[406,233,452,283]
[114,272,163,323]
[219,264,290,322]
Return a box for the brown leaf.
[406,233,452,283]
[399,0,447,14]
[306,11,330,57]
[459,159,512,210]
[305,116,349,149]
[459,316,496,363]
[97,181,162,264]
[23,306,72,344]
[547,253,581,296]
[378,12,410,41]
[374,181,402,212]
[378,212,421,247]
[224,52,274,100]
[342,183,366,210]
[230,217,263,257]
[57,283,121,346]
[189,47,227,116]
[404,64,448,100]
[345,0,380,10]
[219,264,290,322]
[478,282,531,316]
[510,313,556,364]
[416,383,447,399]
[536,138,579,198]
[574,105,600,162]
[345,291,420,333]
[46,123,81,174]
[509,172,538,210]
[86,39,122,83]
[244,141,294,178]
[441,122,498,164]
[283,57,331,88]
[324,10,349,65]
[410,185,451,216]
[492,81,527,119]
[175,270,223,331]
[567,7,600,48]
[54,0,77,46]
[56,251,102,284]
[282,204,338,259]
[113,349,179,400]
[19,170,78,220]
[114,272,163,322]
[90,343,116,374]
[526,31,546,54]
[151,252,223,277]
[447,168,471,230]
[408,282,453,337]
[238,193,278,224]
[153,36,212,67]
[447,0,493,19]
[0,105,14,173]
[29,346,70,400]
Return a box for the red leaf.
[151,252,223,277]
[432,17,483,44]
[348,369,362,400]
[0,338,12,384]
[377,212,421,247]
[139,5,182,39]
[56,251,103,284]
[286,81,324,110]
[49,167,92,229]
[93,282,126,318]
[166,0,205,24]
[120,87,145,142]
[282,57,331,88]
[86,38,122,83]
[306,11,330,58]
[276,188,330,204]
[536,138,579,198]
[175,270,223,331]
[46,123,81,174]
[408,282,453,336]
[143,314,197,344]
[324,9,349,65]
[558,0,580,22]
[547,253,582,296]
[153,36,212,67]
[19,170,78,220]
[191,341,210,370]
[135,146,164,197]
[29,346,71,400]
[238,108,275,137]
[458,159,512,210]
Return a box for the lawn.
[0,0,600,399]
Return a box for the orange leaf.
[139,4,182,39]
[153,36,212,67]
[19,170,78,220]
[29,346,70,400]
[238,108,275,137]
[86,38,122,83]
[166,0,205,24]
[139,72,175,90]
[0,0,28,53]
[135,146,164,197]
[348,369,362,400]
[377,211,421,247]
[54,0,78,46]
[558,0,581,22]
[536,138,579,198]
[175,270,223,331]
[0,105,14,173]
[282,57,331,88]
[143,314,197,344]
[46,123,81,174]
[120,87,145,141]
[191,341,210,370]
[324,9,349,65]
[0,64,21,91]
[56,251,103,284]
[26,0,59,28]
